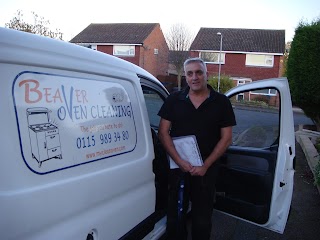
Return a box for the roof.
[70,23,159,44]
[190,28,285,54]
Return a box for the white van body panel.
[0,28,157,240]
[225,78,295,233]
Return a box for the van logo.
[13,71,137,174]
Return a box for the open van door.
[215,77,295,234]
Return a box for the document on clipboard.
[168,135,203,169]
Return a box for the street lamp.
[217,32,223,93]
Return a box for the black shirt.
[158,85,236,159]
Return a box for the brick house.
[188,27,285,104]
[70,23,169,77]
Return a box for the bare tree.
[165,24,194,90]
[5,10,63,40]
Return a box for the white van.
[0,27,295,240]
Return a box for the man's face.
[185,62,208,93]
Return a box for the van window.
[142,86,165,130]
[230,88,280,149]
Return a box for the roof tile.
[190,28,285,53]
[70,23,159,44]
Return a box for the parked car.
[0,27,295,240]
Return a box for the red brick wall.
[97,45,140,66]
[190,51,282,81]
[96,24,169,77]
[142,25,169,77]
[96,45,112,55]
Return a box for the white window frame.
[199,51,225,64]
[246,54,274,67]
[250,88,277,96]
[113,45,135,56]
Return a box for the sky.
[0,0,319,42]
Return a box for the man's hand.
[189,165,208,176]
[178,160,193,172]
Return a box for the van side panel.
[0,28,156,240]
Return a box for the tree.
[207,75,234,94]
[282,41,291,77]
[165,24,194,90]
[287,18,320,131]
[5,10,63,40]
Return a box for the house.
[189,27,285,81]
[70,24,285,103]
[70,23,169,78]
[188,27,285,104]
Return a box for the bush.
[207,75,234,94]
[287,18,320,131]
[234,99,269,107]
[251,95,270,105]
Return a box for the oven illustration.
[26,107,62,168]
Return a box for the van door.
[215,77,295,234]
[139,78,170,239]
[140,78,169,213]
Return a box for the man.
[158,57,236,240]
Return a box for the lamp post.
[217,32,223,93]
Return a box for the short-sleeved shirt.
[158,85,236,160]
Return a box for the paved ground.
[208,142,320,240]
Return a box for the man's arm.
[158,118,193,172]
[189,126,233,176]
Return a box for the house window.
[246,54,274,67]
[200,52,225,64]
[113,45,135,56]
[251,88,277,96]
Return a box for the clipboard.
[168,135,203,169]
